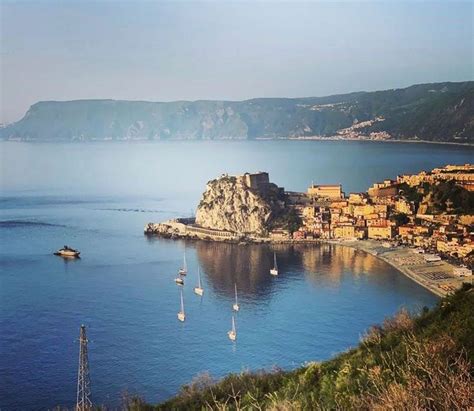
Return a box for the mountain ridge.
[2,81,473,142]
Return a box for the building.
[243,172,269,189]
[333,224,356,239]
[397,164,474,191]
[395,198,414,215]
[423,254,442,262]
[307,184,343,200]
[293,230,305,240]
[398,225,415,237]
[368,225,393,240]
[348,192,367,204]
[367,180,398,197]
[453,267,472,277]
[269,229,290,240]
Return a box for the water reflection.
[193,241,275,298]
[188,240,388,298]
[146,236,421,301]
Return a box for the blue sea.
[1,140,472,409]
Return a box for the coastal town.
[145,164,474,296]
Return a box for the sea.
[0,140,472,409]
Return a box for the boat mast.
[234,283,238,304]
[183,252,187,271]
[198,267,201,288]
[180,288,184,313]
[274,252,277,269]
[232,316,236,333]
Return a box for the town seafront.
[144,223,466,298]
[146,164,474,298]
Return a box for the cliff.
[195,174,285,236]
[2,81,473,142]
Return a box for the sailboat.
[270,252,278,276]
[174,276,184,285]
[177,288,186,322]
[178,252,187,275]
[228,315,237,341]
[232,283,240,311]
[194,267,204,296]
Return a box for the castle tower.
[76,325,92,411]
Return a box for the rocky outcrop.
[195,174,284,235]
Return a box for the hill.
[127,284,474,410]
[2,82,473,143]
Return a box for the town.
[145,164,474,295]
[284,164,473,268]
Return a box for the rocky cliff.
[195,174,284,235]
[2,81,473,142]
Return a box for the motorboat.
[54,245,80,258]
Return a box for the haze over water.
[0,141,472,408]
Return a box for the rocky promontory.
[144,172,294,241]
[195,173,285,236]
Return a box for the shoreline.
[2,138,473,148]
[146,226,467,298]
[326,239,451,298]
[283,137,474,147]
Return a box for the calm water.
[1,141,472,409]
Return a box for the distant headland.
[1,81,473,143]
[146,165,474,296]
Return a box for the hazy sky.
[1,1,472,123]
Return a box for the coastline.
[145,223,467,298]
[2,138,473,148]
[282,137,474,147]
[326,239,456,298]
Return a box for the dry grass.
[358,333,473,410]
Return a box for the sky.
[0,0,472,123]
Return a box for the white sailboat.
[177,288,186,322]
[178,251,187,275]
[194,267,204,296]
[270,252,278,276]
[232,283,240,311]
[228,315,237,341]
[174,276,184,285]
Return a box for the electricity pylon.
[76,324,92,411]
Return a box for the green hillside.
[125,284,473,410]
[2,82,473,143]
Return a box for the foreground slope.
[128,284,473,410]
[2,81,473,143]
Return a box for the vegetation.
[399,180,474,215]
[427,180,474,214]
[268,208,302,234]
[391,212,410,226]
[2,82,473,142]
[122,284,474,410]
[397,182,425,205]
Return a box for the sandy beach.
[330,239,470,297]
